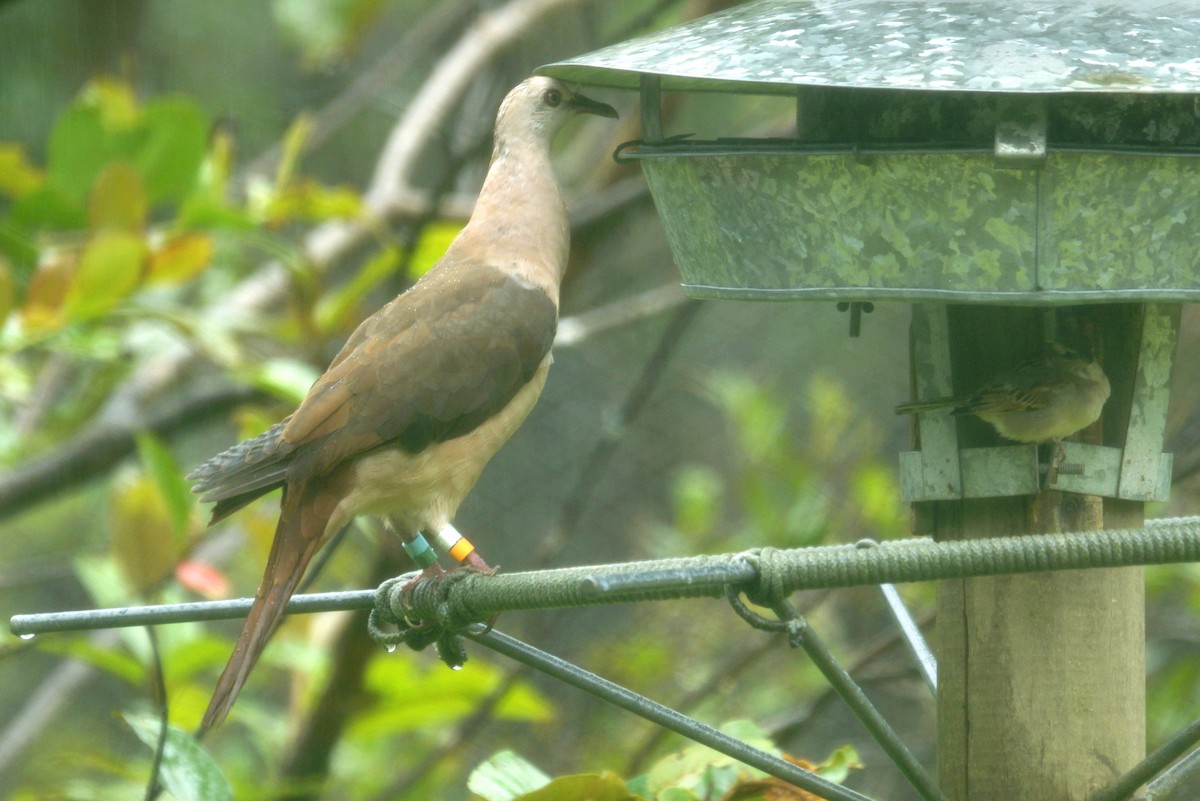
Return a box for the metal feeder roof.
[540,0,1200,304]
[542,0,1200,95]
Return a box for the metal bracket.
[995,98,1048,166]
[639,73,663,144]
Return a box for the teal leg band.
[402,532,438,569]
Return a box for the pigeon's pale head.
[496,76,617,144]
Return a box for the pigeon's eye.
[543,89,562,107]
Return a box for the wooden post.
[925,305,1146,801]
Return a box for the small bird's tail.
[197,492,327,737]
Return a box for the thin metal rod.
[876,583,937,695]
[1091,715,1200,801]
[1148,745,1200,800]
[467,626,877,801]
[616,138,1200,160]
[9,590,377,636]
[771,601,947,801]
[639,73,663,143]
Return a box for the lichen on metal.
[542,0,1200,94]
[640,150,1200,302]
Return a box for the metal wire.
[1148,744,1200,800]
[768,598,946,801]
[467,626,877,801]
[876,583,936,695]
[12,519,1200,636]
[1091,715,1200,801]
[9,590,377,636]
[10,518,1200,801]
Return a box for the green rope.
[385,518,1200,627]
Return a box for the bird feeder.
[545,0,1197,504]
[541,1,1198,799]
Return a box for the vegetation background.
[1,1,1198,799]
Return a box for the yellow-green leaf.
[276,113,312,188]
[0,254,12,326]
[21,251,76,331]
[0,144,44,197]
[815,744,863,784]
[240,357,320,405]
[519,772,629,801]
[88,160,147,231]
[260,179,363,225]
[64,230,146,320]
[39,636,146,685]
[110,473,182,596]
[315,244,400,333]
[409,221,462,277]
[81,77,140,129]
[148,233,213,283]
[135,432,193,544]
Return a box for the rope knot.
[743,547,789,607]
[367,569,479,669]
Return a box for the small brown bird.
[187,77,616,735]
[894,343,1111,444]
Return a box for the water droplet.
[385,644,396,654]
[19,633,35,641]
[451,664,463,671]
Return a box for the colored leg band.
[433,524,476,564]
[401,533,438,569]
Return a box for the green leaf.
[0,254,12,327]
[10,184,86,231]
[47,102,117,202]
[88,160,147,231]
[125,712,232,801]
[259,179,363,224]
[0,218,40,273]
[38,636,146,685]
[136,97,209,203]
[135,432,193,544]
[815,744,863,784]
[74,552,134,609]
[409,221,463,278]
[645,721,777,798]
[350,653,551,742]
[240,357,319,405]
[520,772,630,801]
[110,474,181,596]
[468,750,550,801]
[315,244,400,333]
[671,465,723,537]
[0,143,44,197]
[63,229,145,321]
[46,81,208,207]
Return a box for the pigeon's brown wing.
[280,259,557,476]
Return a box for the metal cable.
[12,519,1200,637]
[467,626,877,801]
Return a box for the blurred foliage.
[467,725,860,801]
[272,0,388,70]
[0,75,390,468]
[655,372,906,558]
[1,2,1197,801]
